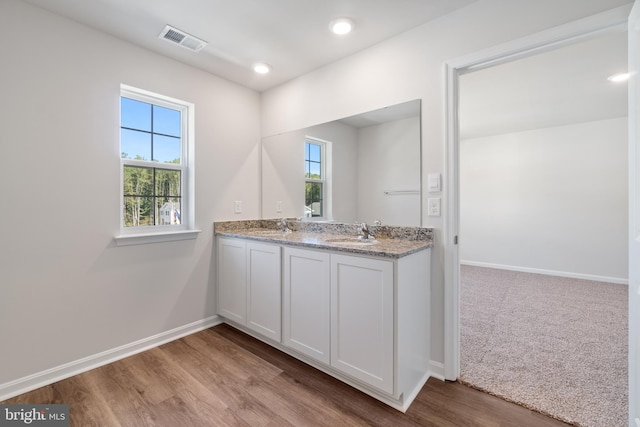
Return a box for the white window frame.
[115,84,199,246]
[304,137,332,221]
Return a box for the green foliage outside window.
[122,161,181,227]
[305,180,323,217]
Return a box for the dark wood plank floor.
[2,324,571,426]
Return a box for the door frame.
[627,2,640,425]
[443,5,632,381]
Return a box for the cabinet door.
[283,247,331,364]
[331,254,394,394]
[217,238,247,324]
[246,242,282,342]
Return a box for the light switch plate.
[276,201,282,213]
[427,198,441,216]
[428,173,441,193]
[234,200,242,214]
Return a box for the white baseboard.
[429,360,446,381]
[0,315,222,402]
[402,372,431,412]
[460,260,628,285]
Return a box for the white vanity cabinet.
[217,237,247,324]
[330,254,394,394]
[217,237,282,342]
[283,247,331,364]
[216,234,431,411]
[281,246,430,403]
[246,241,282,341]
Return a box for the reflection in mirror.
[262,100,421,226]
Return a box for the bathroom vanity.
[214,219,433,412]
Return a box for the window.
[305,139,325,218]
[116,85,197,245]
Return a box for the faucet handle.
[278,217,290,232]
[359,222,373,239]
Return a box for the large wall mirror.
[261,99,421,226]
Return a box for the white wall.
[262,129,309,219]
[460,118,628,282]
[0,0,260,391]
[260,0,632,369]
[357,117,421,226]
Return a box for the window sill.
[114,229,201,247]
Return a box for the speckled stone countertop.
[214,219,433,259]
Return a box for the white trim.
[304,137,331,220]
[629,2,640,426]
[444,59,461,382]
[444,5,632,382]
[429,360,446,381]
[119,84,196,234]
[444,5,631,72]
[114,229,201,246]
[460,260,628,285]
[0,315,221,402]
[121,84,191,108]
[401,372,430,409]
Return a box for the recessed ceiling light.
[607,72,630,83]
[329,18,354,35]
[253,63,272,74]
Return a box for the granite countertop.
[214,220,433,259]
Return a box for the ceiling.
[459,29,628,139]
[22,0,476,92]
[20,0,628,132]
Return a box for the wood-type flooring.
[2,324,571,426]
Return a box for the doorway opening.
[444,6,630,427]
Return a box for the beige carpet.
[459,265,628,427]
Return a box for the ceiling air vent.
[158,25,207,52]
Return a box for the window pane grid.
[123,165,182,227]
[121,98,182,164]
[121,126,181,139]
[305,182,323,217]
[120,87,190,231]
[305,140,324,218]
[305,141,322,179]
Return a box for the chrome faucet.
[359,222,373,239]
[278,218,290,233]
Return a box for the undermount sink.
[324,237,379,246]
